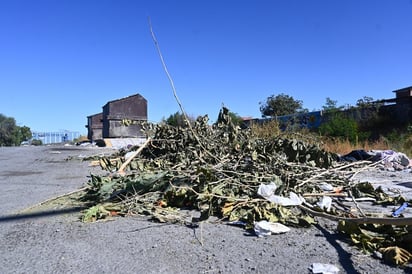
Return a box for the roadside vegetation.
[252,94,412,157]
[0,113,32,146]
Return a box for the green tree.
[14,126,32,144]
[322,97,343,113]
[163,112,195,127]
[0,114,17,146]
[0,114,32,146]
[227,111,243,127]
[356,96,375,108]
[259,93,307,117]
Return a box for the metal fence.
[31,131,81,144]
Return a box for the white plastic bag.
[254,220,290,237]
[258,183,303,206]
[317,196,332,212]
[311,263,339,274]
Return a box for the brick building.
[86,94,147,141]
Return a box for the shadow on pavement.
[314,223,360,274]
[0,207,85,223]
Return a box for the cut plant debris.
[79,107,411,266]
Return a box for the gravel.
[0,145,411,274]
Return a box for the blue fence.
[246,111,324,130]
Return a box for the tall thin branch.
[148,17,219,163]
[148,17,187,118]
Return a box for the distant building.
[394,86,412,102]
[392,86,412,124]
[86,93,148,141]
[86,113,103,141]
[32,131,80,144]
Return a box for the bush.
[250,119,281,139]
[31,139,43,146]
[318,113,359,143]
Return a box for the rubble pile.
[80,107,412,266]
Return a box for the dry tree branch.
[148,17,220,163]
[299,204,412,226]
[343,159,392,218]
[118,137,152,175]
[296,160,372,188]
[148,18,186,120]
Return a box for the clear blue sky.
[1,0,411,135]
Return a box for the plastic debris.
[317,196,332,212]
[257,182,278,198]
[124,151,135,160]
[340,149,412,170]
[254,220,291,237]
[392,202,409,217]
[311,262,339,274]
[258,183,303,206]
[319,182,334,192]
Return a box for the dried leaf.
[379,246,412,265]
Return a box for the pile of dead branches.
[82,107,337,222]
[80,107,412,265]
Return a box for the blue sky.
[1,0,411,135]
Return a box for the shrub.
[318,113,359,143]
[250,119,281,139]
[31,139,43,146]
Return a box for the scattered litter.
[392,202,409,217]
[253,220,290,237]
[319,182,334,192]
[258,183,303,206]
[311,263,339,274]
[372,150,411,170]
[257,182,278,198]
[340,149,412,170]
[124,151,135,160]
[317,196,332,212]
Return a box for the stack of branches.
[80,107,412,265]
[83,107,337,223]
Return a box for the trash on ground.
[254,220,291,237]
[392,202,409,217]
[258,183,304,206]
[317,196,332,212]
[311,262,340,274]
[340,149,412,170]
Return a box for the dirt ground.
[0,145,411,274]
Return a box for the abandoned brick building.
[86,94,147,141]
